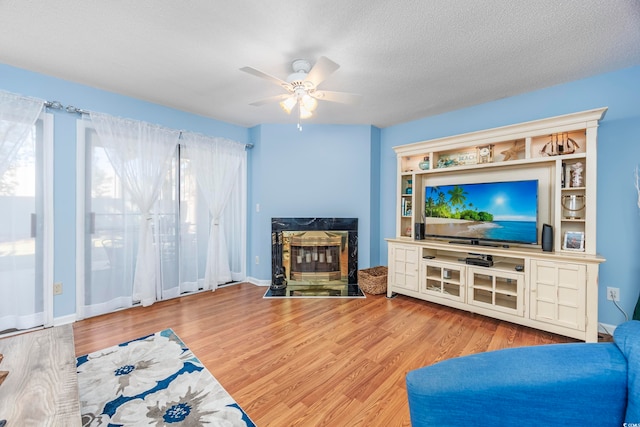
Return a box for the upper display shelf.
[395,108,606,174]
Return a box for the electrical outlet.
[53,282,63,295]
[607,287,620,302]
[255,256,260,265]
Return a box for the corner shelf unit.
[387,108,607,342]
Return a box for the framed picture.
[563,231,585,251]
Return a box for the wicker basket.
[359,266,388,295]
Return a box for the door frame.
[42,112,54,327]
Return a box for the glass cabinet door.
[468,268,524,316]
[422,261,465,302]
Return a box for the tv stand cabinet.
[387,239,601,341]
[388,108,607,342]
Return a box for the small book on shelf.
[403,200,412,216]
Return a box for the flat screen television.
[424,179,538,246]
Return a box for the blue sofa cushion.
[406,342,627,426]
[614,320,640,423]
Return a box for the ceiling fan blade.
[312,90,361,105]
[305,56,340,88]
[240,66,291,90]
[249,93,292,107]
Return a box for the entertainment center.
[387,108,607,342]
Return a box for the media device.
[424,179,538,246]
[465,254,493,267]
[415,223,425,240]
[541,224,553,252]
[465,257,493,267]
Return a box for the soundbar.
[465,257,494,267]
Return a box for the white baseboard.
[53,313,77,327]
[246,277,270,287]
[598,322,617,336]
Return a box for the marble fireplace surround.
[271,217,358,289]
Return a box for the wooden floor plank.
[73,282,578,426]
[0,324,81,425]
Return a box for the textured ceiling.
[1,0,639,128]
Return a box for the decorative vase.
[570,162,584,187]
[561,195,585,219]
[419,157,430,170]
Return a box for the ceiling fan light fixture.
[301,94,318,112]
[299,104,313,119]
[242,56,359,128]
[279,96,297,114]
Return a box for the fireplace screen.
[286,231,347,283]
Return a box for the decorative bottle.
[419,156,430,170]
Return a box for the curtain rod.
[44,99,254,149]
[44,100,90,115]
[176,131,254,150]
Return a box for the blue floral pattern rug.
[76,329,255,426]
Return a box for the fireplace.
[267,218,360,297]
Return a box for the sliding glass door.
[0,114,53,332]
[77,121,245,319]
[79,126,137,317]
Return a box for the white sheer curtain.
[180,133,246,290]
[221,160,247,282]
[90,112,180,306]
[0,90,46,331]
[0,91,44,177]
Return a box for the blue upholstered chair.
[406,320,640,426]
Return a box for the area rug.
[76,329,255,426]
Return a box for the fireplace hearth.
[266,218,362,297]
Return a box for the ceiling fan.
[240,56,361,128]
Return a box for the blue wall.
[2,61,639,329]
[380,65,640,327]
[247,123,378,281]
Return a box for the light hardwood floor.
[0,325,80,425]
[73,282,577,426]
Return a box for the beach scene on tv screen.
[424,180,538,243]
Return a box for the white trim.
[246,277,271,287]
[42,112,55,327]
[75,119,88,320]
[53,313,77,327]
[240,153,248,280]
